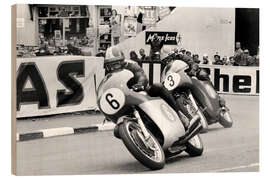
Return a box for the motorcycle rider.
[104,46,190,138]
[163,49,226,111]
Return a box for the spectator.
[193,54,200,64]
[253,46,259,66]
[229,56,235,65]
[202,54,209,64]
[149,34,164,61]
[110,9,120,45]
[222,56,228,65]
[180,48,186,54]
[130,51,139,62]
[235,49,249,66]
[235,42,243,56]
[186,51,192,57]
[242,49,257,66]
[139,48,150,61]
[213,54,223,65]
[67,43,81,55]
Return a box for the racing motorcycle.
[161,58,233,131]
[97,66,204,170]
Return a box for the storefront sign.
[123,16,137,37]
[142,7,156,25]
[145,31,181,45]
[16,56,105,118]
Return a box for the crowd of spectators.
[16,35,93,58]
[128,42,259,67]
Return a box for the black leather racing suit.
[123,61,184,119]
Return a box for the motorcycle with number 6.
[97,68,204,170]
[161,59,233,131]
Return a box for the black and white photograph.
[11,3,259,175]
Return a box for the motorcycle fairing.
[190,78,221,122]
[138,99,185,149]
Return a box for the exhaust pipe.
[175,114,202,146]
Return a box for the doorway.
[235,8,259,56]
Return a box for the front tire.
[119,120,165,170]
[185,135,204,157]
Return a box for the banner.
[145,31,181,45]
[142,6,156,25]
[123,16,137,37]
[139,62,259,96]
[199,65,259,95]
[16,56,105,118]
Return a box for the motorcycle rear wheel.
[119,120,165,170]
[177,93,208,133]
[185,134,204,157]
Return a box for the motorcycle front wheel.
[119,120,165,170]
[185,134,204,157]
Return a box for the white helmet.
[104,46,125,72]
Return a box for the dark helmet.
[104,46,125,73]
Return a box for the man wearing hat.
[235,42,243,57]
[213,54,223,65]
[193,54,200,64]
[234,49,250,66]
[202,54,209,64]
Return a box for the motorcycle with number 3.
[97,68,204,170]
[161,59,233,131]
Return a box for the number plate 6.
[164,73,181,91]
[100,88,125,115]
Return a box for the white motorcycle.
[97,65,204,170]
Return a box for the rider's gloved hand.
[132,84,145,92]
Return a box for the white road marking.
[40,127,74,138]
[97,122,115,131]
[212,163,259,172]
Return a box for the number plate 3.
[100,88,125,115]
[164,73,181,91]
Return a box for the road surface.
[16,95,259,175]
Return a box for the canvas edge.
[11,4,17,175]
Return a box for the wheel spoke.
[127,122,162,162]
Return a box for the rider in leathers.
[163,50,226,112]
[104,47,190,139]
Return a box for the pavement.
[15,94,259,175]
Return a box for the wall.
[16,4,38,46]
[115,7,235,62]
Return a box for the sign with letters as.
[16,56,105,118]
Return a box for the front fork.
[133,109,151,140]
[187,92,208,131]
